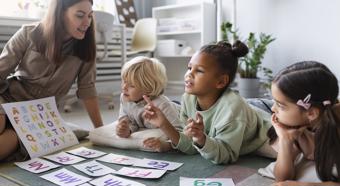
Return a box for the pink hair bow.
[296,94,311,110]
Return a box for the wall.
[221,0,340,88]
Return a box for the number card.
[1,97,79,159]
[40,168,91,186]
[133,158,183,170]
[114,167,166,179]
[15,158,60,173]
[90,174,145,186]
[44,152,85,165]
[67,147,106,158]
[180,177,235,186]
[96,153,140,165]
[72,161,116,177]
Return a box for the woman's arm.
[82,97,103,128]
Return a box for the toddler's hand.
[143,95,167,128]
[116,117,131,138]
[143,137,171,152]
[184,112,206,147]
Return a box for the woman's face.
[271,83,310,128]
[63,0,93,40]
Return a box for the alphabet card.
[133,158,183,171]
[114,167,166,179]
[1,97,79,159]
[44,152,85,165]
[40,168,91,186]
[96,153,140,165]
[180,177,235,186]
[14,158,60,173]
[67,147,106,158]
[72,161,116,177]
[90,174,145,186]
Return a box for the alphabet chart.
[67,147,106,158]
[1,97,79,158]
[96,153,140,165]
[114,167,166,179]
[90,174,145,186]
[14,158,60,173]
[44,151,85,165]
[40,168,91,186]
[133,158,183,171]
[72,161,116,177]
[180,177,235,186]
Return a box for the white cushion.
[89,121,167,152]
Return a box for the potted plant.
[221,22,275,98]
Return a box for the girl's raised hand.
[184,112,206,147]
[143,95,167,128]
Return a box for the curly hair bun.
[231,40,249,57]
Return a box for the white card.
[90,174,146,186]
[15,158,60,173]
[1,97,79,159]
[180,177,235,186]
[78,183,93,186]
[67,147,106,158]
[114,167,166,179]
[40,168,91,186]
[44,152,85,165]
[96,153,140,165]
[133,158,183,170]
[72,160,116,177]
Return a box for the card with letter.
[44,152,85,165]
[90,174,145,186]
[67,147,106,158]
[133,158,183,170]
[96,153,140,165]
[1,97,79,159]
[114,167,166,179]
[72,160,116,177]
[40,168,91,186]
[180,177,235,186]
[15,158,60,173]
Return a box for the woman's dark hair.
[39,0,96,64]
[199,40,248,88]
[267,61,340,181]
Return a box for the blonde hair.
[121,56,167,97]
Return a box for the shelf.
[157,30,201,36]
[152,3,201,12]
[158,55,192,58]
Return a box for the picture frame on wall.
[114,0,137,27]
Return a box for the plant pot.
[237,78,260,98]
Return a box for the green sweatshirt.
[174,89,271,164]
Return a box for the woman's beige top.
[0,23,97,114]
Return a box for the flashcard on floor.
[72,160,116,177]
[180,177,235,186]
[44,151,85,165]
[78,183,93,186]
[40,168,91,186]
[90,174,146,186]
[114,167,166,179]
[133,158,183,171]
[96,153,140,165]
[67,147,106,158]
[15,158,60,173]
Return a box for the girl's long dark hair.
[268,61,340,181]
[39,0,96,64]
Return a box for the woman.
[0,0,103,161]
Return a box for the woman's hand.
[116,117,131,138]
[184,112,206,147]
